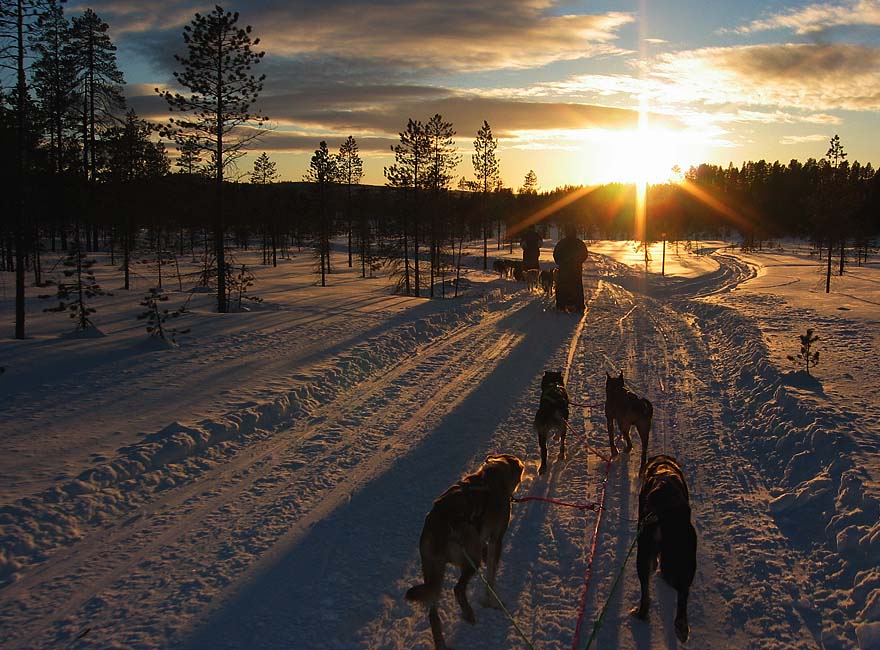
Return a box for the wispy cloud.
[780,134,829,145]
[733,0,880,35]
[650,43,880,112]
[78,1,634,73]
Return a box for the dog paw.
[629,605,648,621]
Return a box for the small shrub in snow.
[40,241,112,330]
[787,328,820,375]
[226,263,263,311]
[138,287,190,343]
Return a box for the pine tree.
[425,114,459,297]
[303,141,337,286]
[1,0,59,338]
[337,136,364,270]
[787,328,820,375]
[250,151,277,184]
[473,120,499,268]
[103,109,168,290]
[521,169,538,194]
[41,229,111,330]
[138,287,189,344]
[157,5,267,313]
[30,0,78,177]
[175,136,205,175]
[385,119,429,296]
[69,8,126,184]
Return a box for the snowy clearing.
[1,237,878,649]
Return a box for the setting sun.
[598,125,693,185]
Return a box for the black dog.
[605,371,652,470]
[534,371,569,474]
[632,454,697,643]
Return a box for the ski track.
[2,251,877,649]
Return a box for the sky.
[68,0,880,189]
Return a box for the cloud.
[780,134,829,145]
[650,43,880,112]
[73,1,634,74]
[734,0,880,35]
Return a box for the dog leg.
[428,605,448,650]
[621,419,634,452]
[538,430,548,475]
[606,414,620,457]
[481,537,503,608]
[630,533,653,621]
[454,564,476,624]
[674,588,690,642]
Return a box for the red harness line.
[564,419,611,464]
[571,457,613,650]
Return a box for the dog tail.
[642,398,653,418]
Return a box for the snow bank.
[692,299,880,647]
[0,288,507,586]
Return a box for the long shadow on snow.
[179,298,581,650]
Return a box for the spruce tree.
[157,5,267,313]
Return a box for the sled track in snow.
[0,294,535,649]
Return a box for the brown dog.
[605,371,652,469]
[406,454,525,650]
[631,455,697,643]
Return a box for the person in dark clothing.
[553,224,588,312]
[520,225,542,271]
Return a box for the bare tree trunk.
[825,239,833,293]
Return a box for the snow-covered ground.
[1,235,878,649]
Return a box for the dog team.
[407,369,697,649]
[493,224,589,312]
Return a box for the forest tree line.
[2,2,878,339]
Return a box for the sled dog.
[534,370,570,475]
[604,371,652,469]
[525,268,541,292]
[539,268,556,296]
[493,259,524,281]
[632,454,697,643]
[406,454,525,650]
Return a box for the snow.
[1,236,878,649]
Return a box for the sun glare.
[598,125,686,186]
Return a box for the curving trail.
[3,251,850,649]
